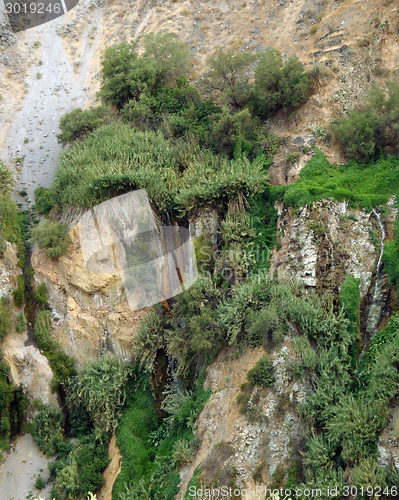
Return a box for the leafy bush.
[53,434,109,498]
[66,355,130,434]
[98,34,191,109]
[209,107,267,159]
[31,404,65,456]
[32,221,71,258]
[34,282,50,309]
[0,298,11,342]
[35,476,46,490]
[34,186,53,215]
[167,277,224,375]
[16,313,26,333]
[12,275,24,308]
[0,161,14,195]
[331,81,399,159]
[247,355,275,387]
[201,48,255,108]
[0,194,21,246]
[253,48,311,118]
[57,106,106,146]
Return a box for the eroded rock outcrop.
[0,243,57,408]
[270,199,396,299]
[31,225,148,365]
[2,331,59,408]
[178,335,308,500]
[0,242,20,298]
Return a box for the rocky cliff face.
[0,242,19,299]
[178,335,308,500]
[270,198,397,330]
[0,244,57,409]
[31,225,148,365]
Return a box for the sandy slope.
[3,5,101,201]
[0,434,54,500]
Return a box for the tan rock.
[32,225,148,365]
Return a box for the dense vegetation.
[277,149,399,211]
[15,30,399,500]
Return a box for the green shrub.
[31,404,65,456]
[0,298,12,341]
[34,186,53,215]
[201,48,255,108]
[331,81,399,159]
[66,355,130,434]
[98,34,191,109]
[166,277,224,375]
[34,310,54,351]
[54,434,109,497]
[253,48,311,118]
[0,161,14,195]
[0,195,21,245]
[12,275,24,308]
[16,313,26,333]
[34,282,50,309]
[35,476,46,490]
[57,106,106,146]
[32,220,71,258]
[247,355,275,387]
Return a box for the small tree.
[330,81,399,159]
[34,186,53,215]
[254,48,311,117]
[98,34,191,109]
[201,48,256,108]
[98,42,155,108]
[142,32,191,88]
[32,221,71,258]
[330,108,378,160]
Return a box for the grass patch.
[113,371,210,500]
[278,149,399,210]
